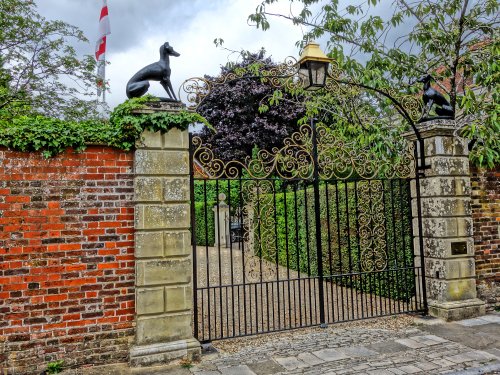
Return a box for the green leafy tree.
[249,0,499,167]
[0,0,102,120]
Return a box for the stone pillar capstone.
[130,102,200,366]
[405,119,485,321]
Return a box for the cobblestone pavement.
[189,313,500,375]
[62,313,500,375]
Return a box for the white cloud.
[37,0,306,110]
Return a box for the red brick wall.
[471,166,500,311]
[0,146,135,374]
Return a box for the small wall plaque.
[451,241,467,255]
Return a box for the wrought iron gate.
[190,122,427,342]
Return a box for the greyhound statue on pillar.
[126,42,180,101]
[417,74,454,122]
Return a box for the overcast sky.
[36,0,306,110]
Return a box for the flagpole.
[96,0,110,106]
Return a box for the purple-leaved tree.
[197,51,305,163]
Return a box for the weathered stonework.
[130,105,200,367]
[404,119,485,321]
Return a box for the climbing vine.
[0,95,211,157]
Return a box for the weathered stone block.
[136,258,191,286]
[163,128,189,150]
[138,130,163,149]
[423,136,468,157]
[137,287,164,315]
[427,278,477,302]
[136,313,192,345]
[163,177,190,202]
[419,217,473,238]
[164,231,191,257]
[134,150,188,175]
[428,299,485,321]
[130,338,201,367]
[165,286,192,312]
[415,237,474,258]
[135,232,164,258]
[135,204,190,230]
[425,156,469,177]
[135,177,163,202]
[425,258,476,280]
[417,197,471,217]
[414,177,471,198]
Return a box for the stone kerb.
[130,102,200,367]
[404,119,485,321]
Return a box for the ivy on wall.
[0,95,211,157]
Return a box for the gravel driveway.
[193,245,422,342]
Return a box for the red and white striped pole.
[95,0,111,102]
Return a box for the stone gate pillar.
[405,119,485,321]
[130,102,200,366]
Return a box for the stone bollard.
[405,119,485,321]
[130,102,200,366]
[213,193,230,247]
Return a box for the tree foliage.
[197,51,305,162]
[0,0,103,120]
[249,0,499,167]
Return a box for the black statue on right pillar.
[418,74,454,123]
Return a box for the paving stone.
[387,368,406,375]
[370,361,394,367]
[462,350,499,361]
[431,358,457,368]
[297,352,325,366]
[339,346,378,358]
[394,338,426,349]
[448,362,500,375]
[273,356,307,370]
[219,365,256,375]
[479,315,500,324]
[446,354,471,364]
[352,364,370,371]
[414,361,440,371]
[368,370,394,375]
[397,365,421,374]
[419,334,449,343]
[473,323,500,337]
[485,348,500,358]
[246,360,285,375]
[456,318,490,327]
[409,335,445,346]
[311,349,349,362]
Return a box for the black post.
[311,119,327,327]
[413,141,428,315]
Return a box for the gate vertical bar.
[311,119,326,327]
[189,133,199,340]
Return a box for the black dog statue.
[418,74,454,122]
[126,42,180,101]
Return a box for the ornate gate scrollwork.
[241,179,277,282]
[358,180,387,272]
[192,124,415,181]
